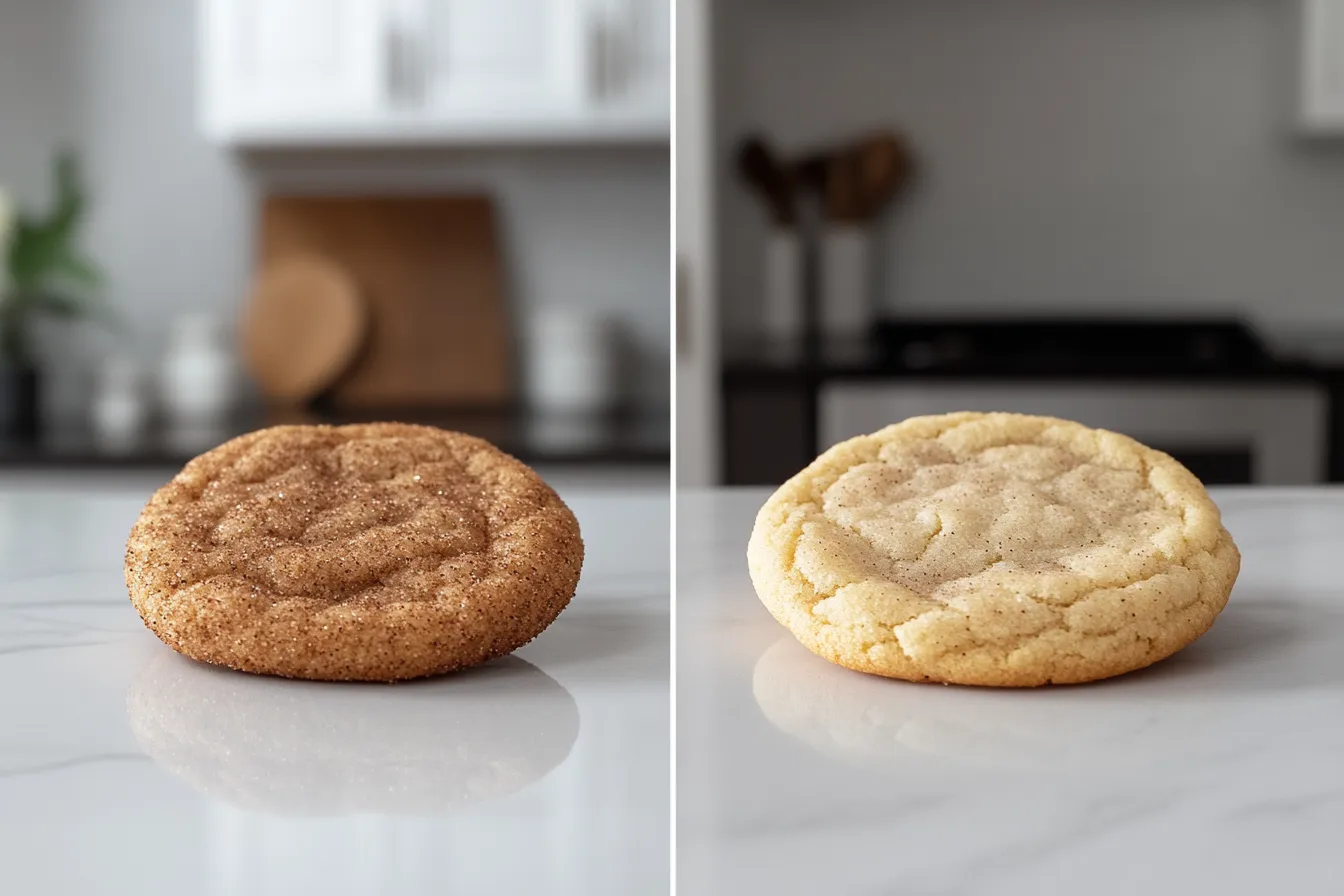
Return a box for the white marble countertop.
[678,487,1344,895]
[0,482,669,896]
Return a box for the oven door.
[818,382,1328,485]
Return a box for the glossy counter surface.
[0,483,669,895]
[678,488,1343,895]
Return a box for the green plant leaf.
[52,251,102,288]
[6,217,63,290]
[48,151,84,240]
[3,151,100,339]
[5,153,97,295]
[27,290,87,317]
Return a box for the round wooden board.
[241,256,366,404]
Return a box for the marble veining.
[0,487,669,896]
[678,488,1344,895]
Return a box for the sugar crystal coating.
[125,423,584,681]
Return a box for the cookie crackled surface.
[747,412,1240,686]
[125,423,583,681]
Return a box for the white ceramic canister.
[91,354,149,445]
[522,309,620,415]
[762,228,802,342]
[160,314,239,425]
[819,224,874,338]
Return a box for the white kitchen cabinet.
[417,0,586,113]
[1301,0,1344,131]
[198,0,669,146]
[200,0,386,133]
[595,0,670,111]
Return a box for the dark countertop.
[0,406,669,470]
[723,319,1341,384]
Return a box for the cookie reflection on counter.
[127,652,579,815]
[752,636,1249,773]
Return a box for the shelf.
[212,108,670,149]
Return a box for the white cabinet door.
[590,0,670,112]
[200,0,386,137]
[422,0,587,113]
[1301,0,1344,131]
[420,0,666,115]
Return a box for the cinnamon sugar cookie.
[125,423,583,681]
[747,412,1239,686]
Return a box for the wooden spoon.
[854,131,914,220]
[737,136,797,227]
[825,152,865,224]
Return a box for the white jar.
[522,310,620,415]
[763,229,802,342]
[91,355,149,445]
[160,314,238,425]
[820,224,874,338]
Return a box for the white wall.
[718,0,1344,341]
[0,2,74,211]
[1,0,669,419]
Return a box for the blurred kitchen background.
[677,0,1344,487]
[0,0,669,489]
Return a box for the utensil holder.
[819,224,873,338]
[523,309,620,414]
[763,228,802,342]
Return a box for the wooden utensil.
[796,132,916,223]
[854,131,914,220]
[258,195,511,410]
[241,255,366,405]
[736,136,797,226]
[824,152,864,224]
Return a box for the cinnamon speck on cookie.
[124,423,583,681]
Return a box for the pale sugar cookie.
[747,412,1239,686]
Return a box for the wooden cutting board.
[241,255,366,405]
[257,195,511,409]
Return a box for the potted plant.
[0,152,103,438]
